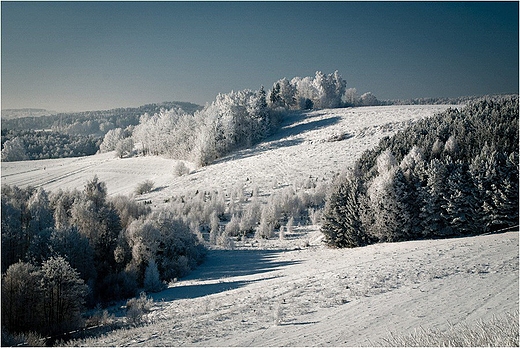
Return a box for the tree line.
[1,176,205,338]
[322,96,519,247]
[1,129,101,161]
[109,71,376,166]
[1,101,203,136]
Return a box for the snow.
[1,105,457,202]
[4,104,517,346]
[85,230,518,346]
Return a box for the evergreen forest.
[322,96,519,247]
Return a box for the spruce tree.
[322,173,369,248]
[419,158,449,237]
[440,162,477,235]
[269,82,282,108]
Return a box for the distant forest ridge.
[380,94,518,106]
[1,101,203,132]
[2,94,516,127]
[1,108,57,120]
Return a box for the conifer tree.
[144,258,163,293]
[322,173,369,248]
[440,162,477,235]
[269,82,282,108]
[420,158,449,237]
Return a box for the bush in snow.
[135,180,154,195]
[225,214,241,237]
[173,161,191,176]
[126,292,153,326]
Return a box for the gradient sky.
[2,1,518,112]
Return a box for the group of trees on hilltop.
[130,87,275,166]
[1,176,205,337]
[268,72,380,110]
[1,130,101,161]
[270,71,345,109]
[322,96,519,248]
[123,71,380,166]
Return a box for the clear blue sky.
[2,1,518,112]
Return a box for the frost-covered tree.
[27,187,54,234]
[278,78,297,109]
[40,256,88,334]
[269,82,283,108]
[444,135,459,156]
[50,227,96,284]
[240,198,261,235]
[292,76,317,109]
[366,151,412,242]
[322,172,369,248]
[124,212,204,284]
[99,128,125,153]
[312,70,346,108]
[126,217,160,282]
[419,158,449,237]
[1,186,35,272]
[359,92,379,106]
[71,176,122,299]
[1,261,42,333]
[144,258,164,292]
[115,137,134,158]
[440,162,477,235]
[1,137,28,161]
[110,194,151,229]
[344,88,358,106]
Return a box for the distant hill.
[1,108,57,120]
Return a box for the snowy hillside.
[1,105,456,203]
[80,230,518,346]
[4,104,518,346]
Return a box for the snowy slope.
[82,230,518,346]
[5,104,516,346]
[1,105,456,202]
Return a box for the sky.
[1,1,518,112]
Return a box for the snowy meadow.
[3,102,518,346]
[2,79,518,346]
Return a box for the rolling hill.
[2,104,518,346]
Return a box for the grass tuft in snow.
[381,311,519,347]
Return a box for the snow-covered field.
[2,105,457,202]
[3,104,518,346]
[83,230,518,346]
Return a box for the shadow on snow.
[214,114,342,164]
[151,249,300,301]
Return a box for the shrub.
[225,214,241,237]
[135,180,154,195]
[126,292,153,326]
[173,161,191,176]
